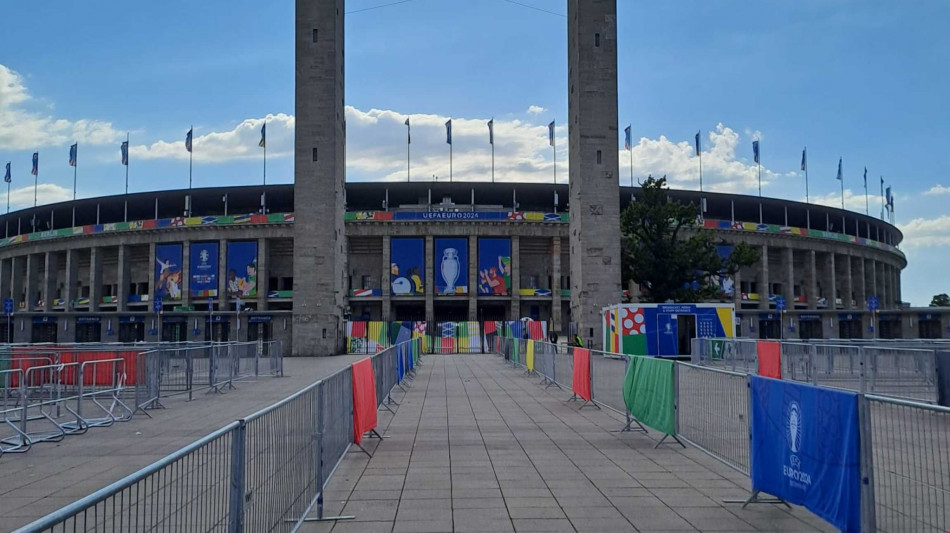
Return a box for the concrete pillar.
[807,250,818,310]
[511,235,521,320]
[732,269,742,309]
[257,237,268,311]
[148,242,156,309]
[382,236,392,322]
[825,252,837,309]
[117,245,130,312]
[424,235,434,323]
[879,262,888,309]
[894,266,902,305]
[181,240,191,306]
[41,252,55,311]
[841,254,853,310]
[292,0,347,356]
[217,239,228,311]
[783,248,794,303]
[467,235,477,321]
[89,247,102,312]
[0,259,6,307]
[758,244,769,310]
[25,254,38,311]
[11,256,24,308]
[854,256,866,310]
[64,250,78,310]
[551,236,562,333]
[568,0,622,350]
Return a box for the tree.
[930,293,950,307]
[620,176,759,303]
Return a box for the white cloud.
[924,184,950,196]
[0,64,122,150]
[899,215,950,248]
[3,183,72,210]
[130,113,294,163]
[526,105,546,115]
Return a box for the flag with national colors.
[548,121,555,147]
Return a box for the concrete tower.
[293,0,347,356]
[568,0,622,350]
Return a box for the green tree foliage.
[930,293,950,307]
[620,176,760,303]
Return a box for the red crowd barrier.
[351,358,378,445]
[572,348,592,402]
[756,340,782,379]
[4,348,141,388]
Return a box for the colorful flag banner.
[259,123,266,148]
[752,140,760,164]
[121,141,129,166]
[694,131,701,156]
[31,152,38,176]
[625,125,632,151]
[68,143,77,167]
[548,120,555,147]
[185,128,193,153]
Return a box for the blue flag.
[836,158,843,181]
[886,186,893,210]
[3,162,10,184]
[259,123,266,148]
[488,118,494,145]
[69,143,77,167]
[752,140,760,164]
[548,120,555,147]
[800,148,807,171]
[445,119,452,145]
[121,141,129,166]
[405,117,410,144]
[625,125,632,151]
[185,128,193,153]
[863,166,867,188]
[31,152,38,176]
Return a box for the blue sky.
[0,0,947,306]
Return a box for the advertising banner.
[435,238,468,294]
[477,238,511,295]
[757,340,782,379]
[750,376,861,533]
[351,358,378,445]
[155,244,183,301]
[572,348,592,401]
[226,241,258,298]
[391,238,424,295]
[622,356,676,436]
[189,242,219,298]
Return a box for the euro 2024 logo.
[783,400,811,488]
[199,249,210,264]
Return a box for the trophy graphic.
[440,248,460,294]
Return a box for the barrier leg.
[653,434,685,449]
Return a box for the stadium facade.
[0,181,939,352]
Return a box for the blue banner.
[435,238,467,295]
[750,376,861,533]
[227,241,258,298]
[477,238,511,295]
[391,238,424,295]
[155,244,183,301]
[189,242,219,298]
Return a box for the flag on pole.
[405,117,411,144]
[752,140,760,164]
[548,120,555,147]
[185,128,193,153]
[694,131,701,156]
[445,119,452,144]
[885,186,893,211]
[801,148,807,171]
[3,162,10,183]
[863,166,867,188]
[625,125,632,151]
[488,118,494,145]
[68,143,77,167]
[259,123,266,148]
[31,152,38,176]
[121,141,129,166]
[836,158,843,181]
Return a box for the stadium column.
[0,259,6,307]
[869,259,878,303]
[551,236,561,333]
[841,254,853,310]
[425,235,434,323]
[758,245,769,310]
[41,252,55,312]
[381,236,391,322]
[511,235,521,320]
[10,256,24,308]
[117,245,130,313]
[293,0,346,356]
[854,255,866,309]
[783,247,794,306]
[217,239,228,311]
[181,239,191,307]
[568,0,622,350]
[64,250,78,311]
[89,247,102,312]
[880,263,889,309]
[893,266,901,306]
[25,254,38,311]
[824,252,836,309]
[806,250,817,311]
[257,237,268,311]
[468,235,477,321]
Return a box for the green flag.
[622,356,676,436]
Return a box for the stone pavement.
[0,354,366,532]
[308,353,834,533]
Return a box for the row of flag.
[435,118,557,147]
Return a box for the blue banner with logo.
[226,241,258,298]
[750,376,861,533]
[155,244,183,301]
[190,242,219,298]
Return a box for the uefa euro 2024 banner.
[477,238,511,295]
[155,244,183,301]
[190,242,219,298]
[435,238,467,295]
[750,376,861,533]
[391,238,424,296]
[227,241,258,298]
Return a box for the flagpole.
[450,139,453,183]
[262,120,267,214]
[407,121,411,183]
[124,133,130,222]
[880,177,885,220]
[629,144,633,190]
[804,148,809,203]
[73,148,77,201]
[864,177,869,215]
[840,169,845,210]
[491,138,495,184]
[698,150,703,193]
[189,125,193,190]
[553,132,557,186]
[757,161,761,197]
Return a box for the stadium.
[0,179,934,354]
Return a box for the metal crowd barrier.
[676,363,750,474]
[13,339,420,532]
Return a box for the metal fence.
[676,363,750,474]
[13,337,420,533]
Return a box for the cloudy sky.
[0,0,948,306]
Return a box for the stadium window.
[312,147,318,161]
[312,29,318,42]
[595,33,600,47]
[596,150,602,164]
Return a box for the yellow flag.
[526,341,535,372]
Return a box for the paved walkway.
[310,353,833,533]
[0,354,366,531]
